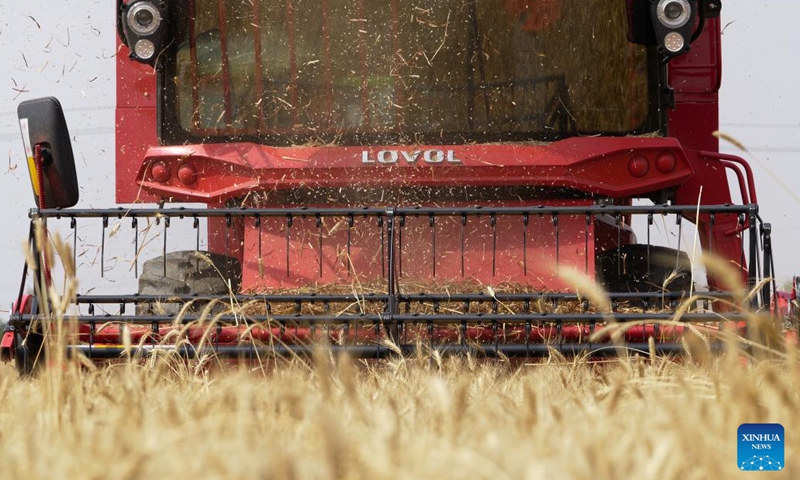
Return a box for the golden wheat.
[6,230,795,479]
[0,342,792,479]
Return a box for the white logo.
[362,150,463,165]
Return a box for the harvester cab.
[7,0,780,374]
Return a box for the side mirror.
[18,97,79,209]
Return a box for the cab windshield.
[162,0,655,145]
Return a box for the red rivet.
[628,156,649,178]
[177,162,198,186]
[655,152,677,174]
[150,161,170,183]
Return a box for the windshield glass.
[164,0,653,145]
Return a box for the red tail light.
[655,152,677,173]
[628,155,649,178]
[150,161,170,183]
[177,162,198,185]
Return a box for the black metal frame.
[67,342,726,360]
[12,203,772,360]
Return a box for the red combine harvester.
[5,0,778,373]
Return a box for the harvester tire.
[137,251,241,316]
[15,331,44,377]
[596,245,693,298]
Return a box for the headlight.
[127,2,162,36]
[657,0,691,29]
[134,39,156,60]
[663,32,685,53]
[119,0,168,65]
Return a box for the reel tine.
[255,214,263,279]
[132,216,139,278]
[429,213,436,278]
[286,214,293,278]
[317,214,323,278]
[491,213,497,277]
[70,216,77,276]
[379,215,385,279]
[461,213,467,277]
[523,213,529,276]
[398,214,405,279]
[225,214,231,259]
[647,213,653,275]
[163,216,170,278]
[347,213,353,277]
[101,216,108,278]
[194,215,200,251]
[584,213,591,275]
[553,213,560,271]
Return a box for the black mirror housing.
[18,97,79,209]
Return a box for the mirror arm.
[32,144,52,286]
[691,0,722,43]
[690,0,707,43]
[39,147,54,167]
[33,145,47,209]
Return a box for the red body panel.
[116,36,158,203]
[668,18,722,153]
[136,138,695,203]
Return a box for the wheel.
[137,251,241,315]
[15,330,44,377]
[596,245,693,304]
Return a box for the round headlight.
[134,39,156,60]
[663,32,686,53]
[127,2,162,36]
[657,0,691,28]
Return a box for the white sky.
[0,1,798,316]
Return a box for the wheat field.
[1,230,791,478]
[5,232,796,479]
[0,335,795,479]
